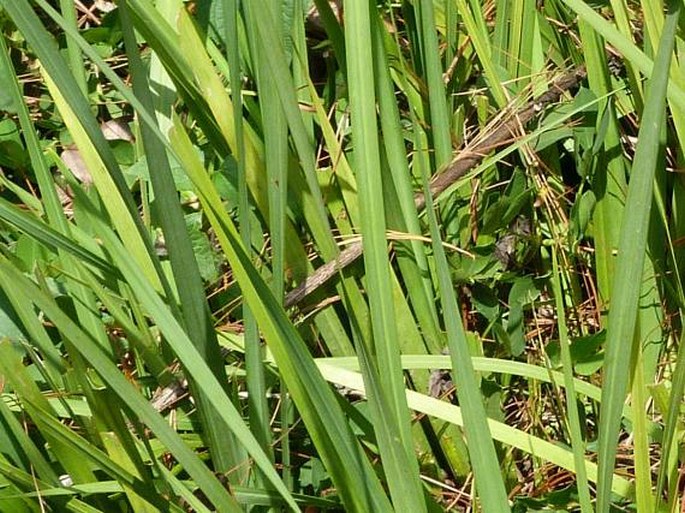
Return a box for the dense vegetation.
[0,0,683,511]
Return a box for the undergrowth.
[0,1,683,512]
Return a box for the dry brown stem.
[284,66,587,309]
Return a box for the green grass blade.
[0,0,165,293]
[169,112,393,512]
[417,137,510,511]
[249,4,332,245]
[344,2,427,510]
[551,248,593,512]
[562,0,685,111]
[0,260,253,513]
[317,362,634,498]
[118,0,239,475]
[416,0,452,166]
[223,0,273,478]
[576,16,627,313]
[318,355,639,421]
[595,5,679,512]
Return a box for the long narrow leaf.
[595,5,679,512]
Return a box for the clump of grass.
[0,1,682,512]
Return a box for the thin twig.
[284,66,587,309]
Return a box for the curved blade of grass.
[10,394,182,512]
[169,113,393,512]
[594,4,679,512]
[317,355,645,425]
[37,351,652,433]
[0,0,165,294]
[0,459,102,513]
[316,363,634,498]
[562,0,685,111]
[0,260,258,513]
[118,0,239,475]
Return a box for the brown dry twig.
[284,65,588,309]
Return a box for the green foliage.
[0,1,683,512]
